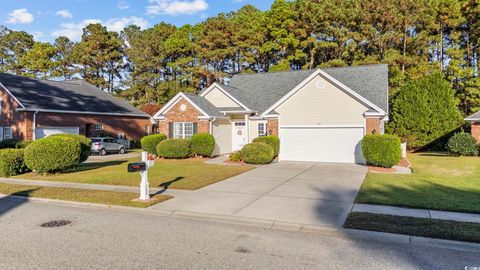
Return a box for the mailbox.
[128,162,146,173]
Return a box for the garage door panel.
[35,127,80,140]
[280,127,364,164]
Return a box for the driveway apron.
[151,161,367,227]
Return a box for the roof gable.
[0,73,147,117]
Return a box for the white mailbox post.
[139,151,154,201]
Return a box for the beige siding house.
[153,65,389,164]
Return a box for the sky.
[0,0,274,42]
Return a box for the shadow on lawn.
[155,177,185,195]
[67,160,129,173]
[0,189,38,217]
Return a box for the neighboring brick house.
[465,112,480,143]
[153,65,389,164]
[0,73,152,142]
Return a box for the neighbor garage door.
[35,127,80,140]
[279,127,365,163]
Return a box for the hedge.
[0,139,18,149]
[141,134,167,155]
[15,141,33,149]
[191,133,215,157]
[24,136,81,174]
[0,149,29,177]
[447,132,479,156]
[229,151,242,162]
[156,139,192,159]
[50,134,92,162]
[362,134,402,168]
[253,136,280,157]
[241,142,274,164]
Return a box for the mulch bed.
[368,158,411,173]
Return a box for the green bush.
[0,149,29,177]
[50,134,92,163]
[362,134,402,168]
[241,142,274,164]
[447,132,479,156]
[229,151,242,162]
[156,139,192,159]
[388,72,462,149]
[191,133,215,157]
[15,141,33,149]
[253,136,280,156]
[0,139,18,149]
[24,136,81,174]
[141,134,167,155]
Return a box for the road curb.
[3,194,480,252]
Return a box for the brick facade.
[159,97,210,137]
[472,122,480,143]
[267,118,279,136]
[0,86,151,142]
[365,117,381,135]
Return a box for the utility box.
[128,162,146,173]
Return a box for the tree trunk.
[440,28,444,70]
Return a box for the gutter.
[16,108,150,118]
[32,111,38,140]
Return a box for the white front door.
[232,122,247,151]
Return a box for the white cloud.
[117,1,131,10]
[52,17,148,41]
[6,9,34,24]
[146,0,208,15]
[56,9,73,19]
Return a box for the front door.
[233,122,247,151]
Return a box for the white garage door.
[280,127,365,164]
[35,127,80,140]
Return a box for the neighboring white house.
[153,64,389,164]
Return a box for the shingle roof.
[0,73,148,117]
[184,93,222,116]
[465,111,480,121]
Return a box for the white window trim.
[258,122,268,137]
[174,122,194,139]
[3,127,12,140]
[94,124,104,131]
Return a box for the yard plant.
[447,132,478,156]
[156,139,192,158]
[141,134,167,155]
[253,135,280,157]
[24,136,81,174]
[0,149,29,177]
[242,142,274,164]
[190,133,215,157]
[362,134,401,168]
[50,134,92,162]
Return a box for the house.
[0,73,152,142]
[153,64,389,163]
[465,112,480,143]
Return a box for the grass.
[14,158,253,190]
[356,152,480,214]
[0,183,171,208]
[344,212,480,243]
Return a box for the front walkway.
[352,204,480,223]
[151,161,368,227]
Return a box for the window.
[174,122,194,139]
[258,123,268,137]
[3,127,12,140]
[235,122,246,127]
[94,124,103,131]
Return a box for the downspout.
[32,111,38,140]
[209,117,216,134]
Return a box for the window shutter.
[168,122,174,138]
[193,123,198,134]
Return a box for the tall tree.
[53,36,75,80]
[20,42,57,79]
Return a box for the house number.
[237,130,243,135]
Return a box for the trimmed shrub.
[447,132,479,156]
[24,136,81,174]
[141,134,167,155]
[241,142,274,164]
[0,139,18,149]
[229,151,242,162]
[253,136,280,157]
[15,141,33,149]
[50,134,92,163]
[0,149,29,177]
[362,134,402,168]
[191,133,215,157]
[156,139,192,159]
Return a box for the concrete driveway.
[152,162,367,227]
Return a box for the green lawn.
[356,152,480,214]
[0,183,171,208]
[14,158,253,190]
[344,212,480,243]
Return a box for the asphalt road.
[0,198,479,270]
